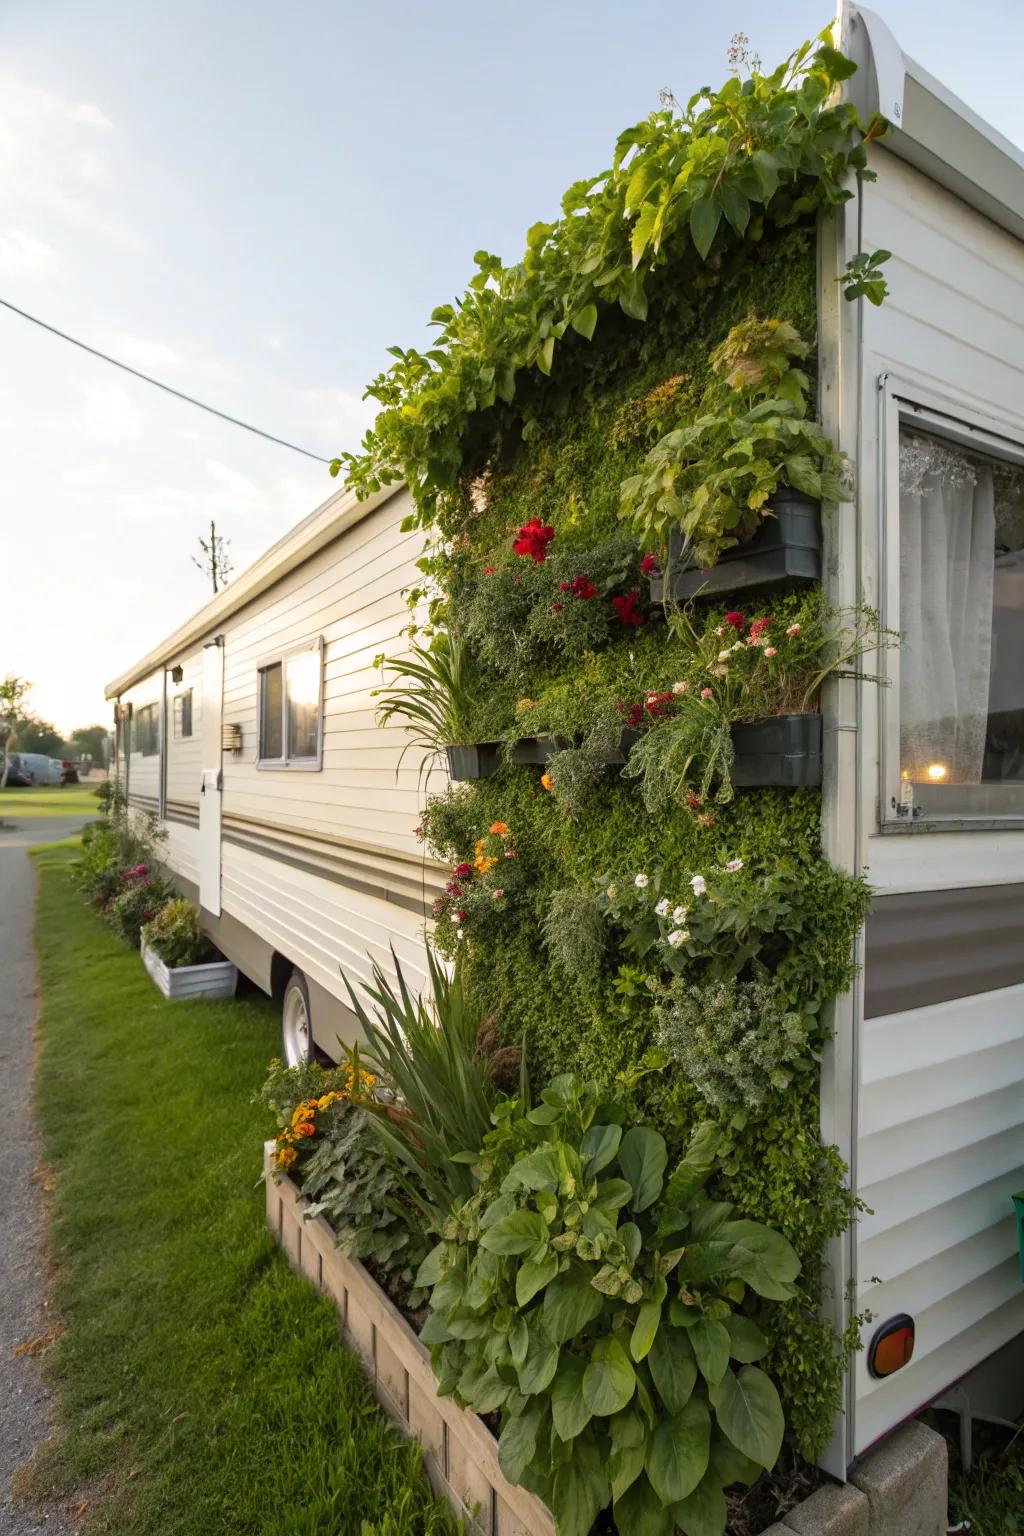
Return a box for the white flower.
[672,680,690,695]
[654,897,669,916]
[690,874,706,896]
[634,873,649,888]
[730,641,745,653]
[717,649,732,663]
[452,912,464,923]
[672,905,689,923]
[668,928,689,947]
[786,623,801,636]
[725,858,744,873]
[456,929,466,940]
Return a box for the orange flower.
[296,1120,316,1138]
[540,772,553,792]
[489,821,510,837]
[276,1146,298,1168]
[475,855,498,874]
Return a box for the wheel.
[281,969,313,1066]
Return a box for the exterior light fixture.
[926,762,948,781]
[868,1315,915,1378]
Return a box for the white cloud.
[0,226,60,280]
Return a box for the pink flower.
[504,849,517,859]
[786,623,801,636]
[640,553,660,575]
[764,646,777,657]
[453,862,473,878]
[749,617,771,638]
[700,687,713,699]
[491,889,504,901]
[413,825,424,840]
[725,858,744,872]
[453,911,467,924]
[672,681,689,695]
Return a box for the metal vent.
[221,722,242,753]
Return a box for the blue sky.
[2,0,1022,730]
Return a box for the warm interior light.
[287,649,321,707]
[926,762,948,781]
[869,1315,916,1378]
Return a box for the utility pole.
[192,519,233,595]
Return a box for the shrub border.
[264,1141,557,1536]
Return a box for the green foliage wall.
[414,221,865,1463]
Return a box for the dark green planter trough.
[648,488,822,603]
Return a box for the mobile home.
[106,3,1024,1484]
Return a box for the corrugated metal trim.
[220,821,443,918]
[864,884,1024,1017]
[164,800,200,829]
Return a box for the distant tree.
[192,519,233,595]
[14,715,64,757]
[70,724,110,768]
[0,676,30,787]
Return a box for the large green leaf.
[631,1295,663,1362]
[609,1408,647,1501]
[543,1266,605,1344]
[551,1355,593,1442]
[480,1209,550,1256]
[664,1123,721,1207]
[645,1396,711,1504]
[503,1144,563,1193]
[648,1325,697,1415]
[613,1473,676,1536]
[672,1469,728,1536]
[618,1127,667,1212]
[551,1434,610,1536]
[517,1325,560,1396]
[689,1318,730,1387]
[714,1220,800,1299]
[708,1366,785,1470]
[581,1122,622,1176]
[516,1250,559,1307]
[709,1429,761,1489]
[725,1315,770,1364]
[583,1335,637,1416]
[570,303,598,342]
[690,197,722,260]
[497,1402,544,1485]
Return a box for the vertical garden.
[293,31,891,1536]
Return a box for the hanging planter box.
[141,939,237,1000]
[730,713,822,788]
[647,488,822,603]
[445,743,502,782]
[264,1144,556,1536]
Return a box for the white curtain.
[899,432,996,784]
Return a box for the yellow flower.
[316,1093,337,1111]
[516,698,535,712]
[489,821,510,837]
[475,855,498,874]
[540,772,553,792]
[276,1146,298,1168]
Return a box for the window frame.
[256,637,325,771]
[134,702,160,758]
[878,374,1024,832]
[173,688,193,740]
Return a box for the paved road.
[0,814,95,1534]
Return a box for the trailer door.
[199,637,224,916]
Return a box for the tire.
[281,969,313,1066]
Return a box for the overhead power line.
[0,296,332,464]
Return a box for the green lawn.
[24,847,458,1536]
[0,784,102,817]
[938,1413,1024,1536]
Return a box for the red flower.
[432,900,443,917]
[453,862,472,878]
[483,566,497,575]
[570,577,597,600]
[749,617,771,638]
[558,582,570,592]
[626,703,645,729]
[513,518,555,563]
[725,611,746,630]
[685,791,701,809]
[640,553,660,575]
[550,602,564,612]
[612,592,645,627]
[446,881,463,897]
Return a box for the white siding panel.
[165,650,203,809]
[162,820,200,888]
[220,841,430,1006]
[852,150,1024,1453]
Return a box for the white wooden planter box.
[263,1142,557,1536]
[141,939,238,1000]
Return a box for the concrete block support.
[784,1482,869,1534]
[850,1421,948,1536]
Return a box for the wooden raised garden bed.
[141,940,237,1000]
[264,1142,557,1536]
[647,489,822,603]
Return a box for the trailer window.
[896,425,1024,817]
[173,689,193,739]
[133,704,159,757]
[257,642,323,769]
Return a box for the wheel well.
[269,952,294,1004]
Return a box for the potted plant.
[140,897,237,1000]
[621,316,850,600]
[372,632,500,782]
